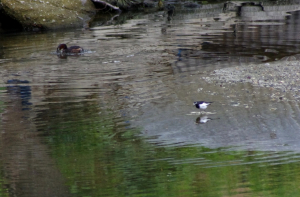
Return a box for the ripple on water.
[2,3,300,197]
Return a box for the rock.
[1,0,96,30]
[183,1,201,8]
[281,56,296,61]
[265,49,278,53]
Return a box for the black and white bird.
[193,101,213,110]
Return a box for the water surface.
[1,1,300,196]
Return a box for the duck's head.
[57,44,68,53]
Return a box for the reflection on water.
[2,1,300,196]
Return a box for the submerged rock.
[1,0,96,30]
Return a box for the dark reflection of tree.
[6,80,32,110]
[1,80,71,197]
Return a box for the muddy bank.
[205,57,300,100]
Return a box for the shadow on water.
[2,0,300,196]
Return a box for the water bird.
[166,4,175,20]
[57,44,84,54]
[193,101,213,110]
[166,4,175,14]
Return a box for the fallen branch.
[106,13,121,25]
[91,0,122,12]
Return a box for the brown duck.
[57,44,83,53]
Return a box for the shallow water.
[2,1,300,196]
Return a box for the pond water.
[2,1,300,196]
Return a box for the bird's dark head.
[57,44,68,53]
[193,102,197,105]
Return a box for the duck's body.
[193,101,213,109]
[57,44,83,54]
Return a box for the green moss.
[1,0,96,29]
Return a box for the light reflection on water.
[1,1,300,196]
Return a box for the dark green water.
[1,1,300,196]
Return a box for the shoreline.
[205,58,300,100]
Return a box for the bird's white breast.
[199,103,208,109]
